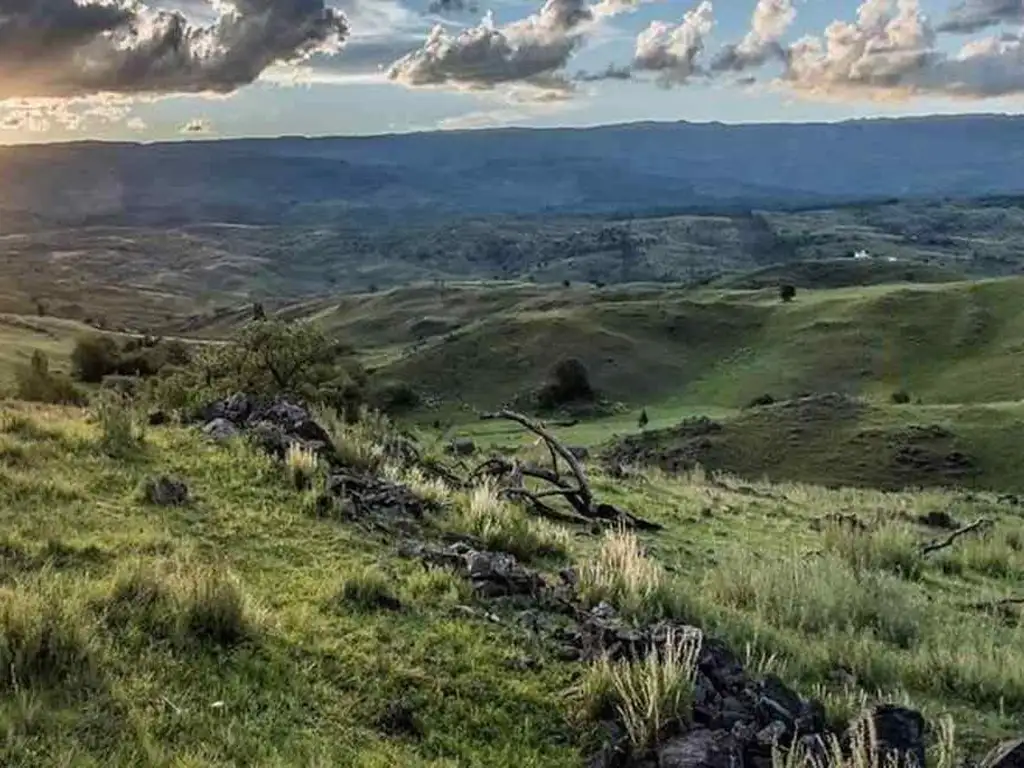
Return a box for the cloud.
[710,0,794,73]
[427,0,481,15]
[937,0,1023,34]
[0,0,348,99]
[575,63,633,81]
[386,0,594,91]
[180,117,213,133]
[632,0,714,85]
[127,117,148,131]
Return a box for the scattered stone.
[756,721,788,748]
[982,738,1024,768]
[447,437,477,457]
[755,675,804,731]
[588,721,630,768]
[851,705,925,768]
[202,418,240,442]
[327,471,437,521]
[568,445,591,460]
[658,728,743,768]
[407,541,546,597]
[142,476,189,507]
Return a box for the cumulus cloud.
[781,0,937,96]
[633,0,714,85]
[710,0,794,72]
[937,0,1023,33]
[0,0,348,99]
[386,0,593,91]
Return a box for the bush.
[101,374,140,398]
[891,390,912,405]
[153,320,364,413]
[779,284,797,302]
[537,357,595,410]
[71,334,121,383]
[369,380,421,414]
[13,352,87,406]
[94,391,145,458]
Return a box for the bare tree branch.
[921,518,992,555]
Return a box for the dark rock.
[408,541,546,597]
[568,445,591,460]
[203,392,253,424]
[851,705,926,768]
[799,735,829,766]
[247,422,290,458]
[447,437,476,456]
[143,476,189,507]
[588,720,631,768]
[326,470,437,521]
[981,738,1024,768]
[658,728,744,768]
[721,697,755,729]
[794,699,826,737]
[147,410,168,426]
[755,675,804,730]
[203,418,240,441]
[756,721,788,749]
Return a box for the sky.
[0,0,1022,143]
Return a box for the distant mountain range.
[3,114,1024,232]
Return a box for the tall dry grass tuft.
[578,526,665,620]
[574,626,702,750]
[285,442,320,490]
[451,480,571,561]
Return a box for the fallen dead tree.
[473,410,662,531]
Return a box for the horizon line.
[0,111,1021,150]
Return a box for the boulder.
[851,705,925,768]
[982,739,1024,768]
[658,728,744,768]
[142,476,189,507]
[203,418,240,441]
[447,437,477,457]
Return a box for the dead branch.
[478,409,662,531]
[480,410,592,507]
[966,596,1024,611]
[921,517,992,555]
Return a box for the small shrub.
[536,357,595,411]
[336,566,402,612]
[101,374,141,398]
[574,626,702,749]
[779,284,796,302]
[891,390,912,405]
[94,391,145,458]
[13,352,86,406]
[370,380,421,413]
[578,527,665,620]
[71,334,121,383]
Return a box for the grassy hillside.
[294,277,1024,413]
[2,400,1024,764]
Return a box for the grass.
[448,480,573,562]
[577,527,669,621]
[0,402,586,765]
[574,626,702,750]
